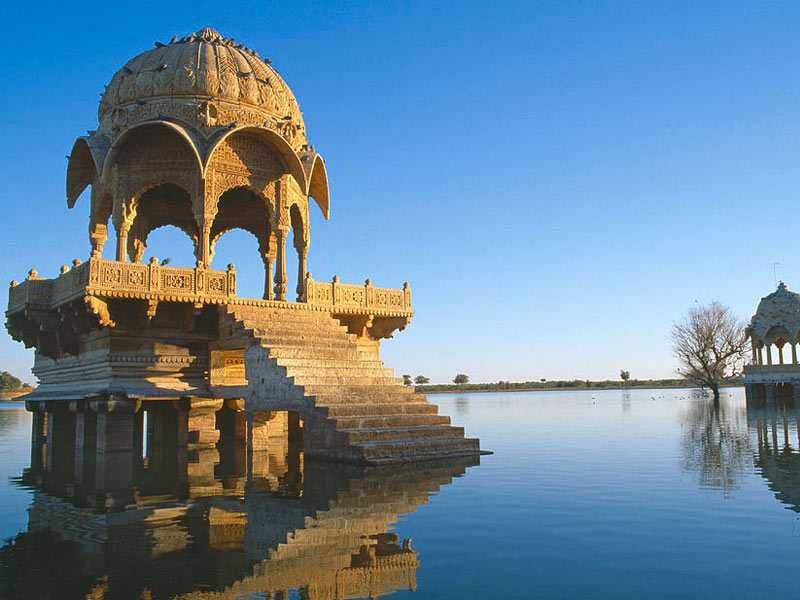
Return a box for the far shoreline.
[419,383,742,395]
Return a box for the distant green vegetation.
[0,372,27,391]
[417,376,742,394]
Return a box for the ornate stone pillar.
[295,239,308,301]
[261,239,276,300]
[273,228,288,301]
[116,221,130,262]
[90,223,108,258]
[198,223,212,268]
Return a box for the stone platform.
[8,258,486,464]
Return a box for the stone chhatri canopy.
[66,26,329,295]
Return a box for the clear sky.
[3,1,800,384]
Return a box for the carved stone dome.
[97,27,306,147]
[748,282,800,341]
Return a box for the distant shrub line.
[416,377,742,394]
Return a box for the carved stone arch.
[203,126,307,193]
[126,182,199,263]
[302,153,330,219]
[67,136,107,207]
[101,120,203,182]
[105,122,203,234]
[209,186,274,265]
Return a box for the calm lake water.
[0,387,799,599]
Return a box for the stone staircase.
[221,305,482,464]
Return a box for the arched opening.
[211,187,273,299]
[108,123,202,262]
[126,183,198,264]
[212,230,264,300]
[142,226,198,267]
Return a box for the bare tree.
[671,301,747,403]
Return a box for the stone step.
[303,384,417,398]
[274,356,388,370]
[253,335,356,350]
[341,426,465,444]
[323,403,440,418]
[248,327,355,343]
[354,437,481,461]
[283,364,394,378]
[292,374,402,387]
[310,393,427,407]
[267,347,373,361]
[333,414,451,429]
[365,449,484,465]
[226,307,333,321]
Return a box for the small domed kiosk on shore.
[744,282,800,404]
[6,28,484,465]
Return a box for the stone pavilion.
[5,28,484,465]
[744,281,800,403]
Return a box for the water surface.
[1,388,798,599]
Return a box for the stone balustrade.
[7,259,412,324]
[304,274,411,314]
[8,257,237,311]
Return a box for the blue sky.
[3,1,800,383]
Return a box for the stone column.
[176,398,223,447]
[90,396,139,508]
[46,404,76,475]
[766,344,773,366]
[792,344,797,365]
[72,401,97,483]
[28,403,47,472]
[262,252,274,300]
[295,240,308,302]
[779,344,785,365]
[273,228,288,301]
[116,221,130,262]
[198,223,212,268]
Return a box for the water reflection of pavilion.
[746,398,800,513]
[5,424,478,600]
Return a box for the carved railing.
[304,274,411,313]
[8,257,237,312]
[8,259,411,317]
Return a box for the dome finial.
[195,27,222,42]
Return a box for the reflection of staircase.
[222,306,481,463]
